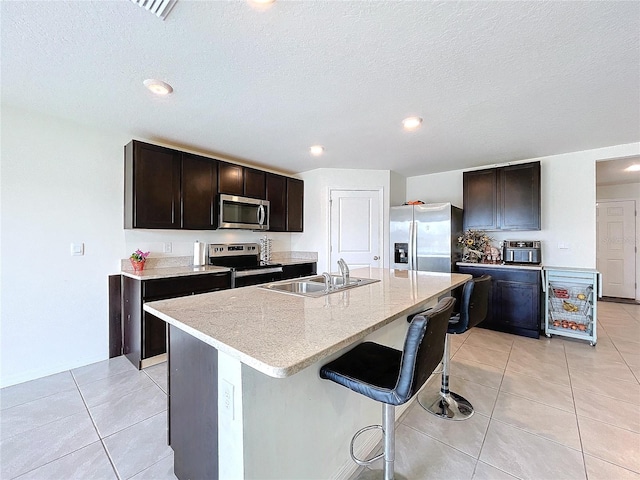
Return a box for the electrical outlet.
[222,380,234,419]
[70,243,84,256]
[163,242,172,253]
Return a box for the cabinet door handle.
[373,256,380,260]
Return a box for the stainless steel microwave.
[218,194,270,230]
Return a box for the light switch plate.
[70,243,84,256]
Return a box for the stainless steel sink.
[260,276,379,298]
[307,275,366,287]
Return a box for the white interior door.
[596,200,636,298]
[329,189,382,273]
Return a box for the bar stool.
[418,274,491,420]
[320,297,456,480]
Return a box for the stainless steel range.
[208,243,283,288]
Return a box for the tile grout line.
[71,370,123,480]
[563,339,590,480]
[473,340,527,480]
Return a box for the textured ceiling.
[2,1,639,177]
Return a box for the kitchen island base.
[168,316,420,479]
[144,268,471,479]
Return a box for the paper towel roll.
[193,241,205,266]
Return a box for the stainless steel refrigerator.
[390,202,463,273]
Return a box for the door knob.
[373,256,380,260]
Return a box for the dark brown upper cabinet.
[266,173,287,232]
[182,153,218,230]
[125,141,181,229]
[218,162,244,195]
[286,177,304,232]
[125,140,303,232]
[463,161,540,231]
[244,168,266,199]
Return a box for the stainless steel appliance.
[208,243,282,287]
[503,240,542,264]
[390,202,463,273]
[218,194,270,230]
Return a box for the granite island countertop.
[144,268,470,378]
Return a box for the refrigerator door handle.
[408,221,415,270]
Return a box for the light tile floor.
[0,301,638,479]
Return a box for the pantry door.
[329,189,383,272]
[596,200,636,298]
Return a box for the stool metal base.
[354,468,408,480]
[418,389,474,421]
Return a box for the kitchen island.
[144,268,470,480]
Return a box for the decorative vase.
[130,259,145,272]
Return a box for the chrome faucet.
[337,258,350,287]
[321,272,332,291]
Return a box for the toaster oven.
[503,240,542,264]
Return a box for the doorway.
[329,188,383,272]
[596,200,636,298]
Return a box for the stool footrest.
[350,424,384,466]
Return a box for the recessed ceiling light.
[402,116,423,131]
[143,79,173,96]
[309,145,324,156]
[624,164,640,172]
[248,0,275,8]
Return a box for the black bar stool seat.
[320,297,456,480]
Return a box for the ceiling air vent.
[130,0,178,20]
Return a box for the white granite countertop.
[274,258,317,266]
[122,265,231,280]
[457,262,543,271]
[121,252,317,280]
[144,268,471,378]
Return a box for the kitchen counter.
[457,261,543,271]
[143,267,470,479]
[144,268,470,378]
[121,264,231,280]
[120,251,317,280]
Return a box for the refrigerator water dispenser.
[394,243,409,264]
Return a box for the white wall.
[290,168,397,272]
[407,144,640,268]
[0,105,292,387]
[597,182,640,300]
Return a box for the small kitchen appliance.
[208,243,282,287]
[502,240,542,265]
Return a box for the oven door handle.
[233,266,283,278]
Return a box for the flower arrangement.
[457,230,492,262]
[130,249,150,262]
[130,249,150,271]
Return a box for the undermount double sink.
[260,275,380,298]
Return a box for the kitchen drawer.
[143,272,231,300]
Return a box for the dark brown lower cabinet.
[122,272,231,369]
[168,325,219,480]
[281,262,317,280]
[458,265,542,339]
